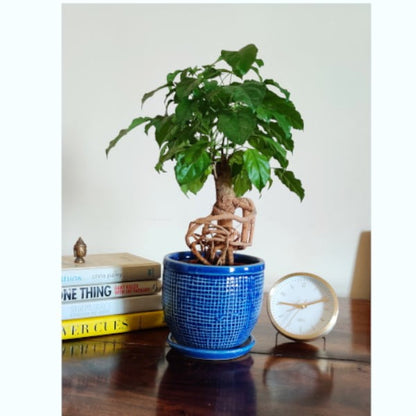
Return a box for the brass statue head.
[73,237,87,263]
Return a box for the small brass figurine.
[73,237,87,263]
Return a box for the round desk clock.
[267,272,339,341]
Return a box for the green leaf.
[255,58,264,68]
[154,115,177,146]
[144,115,162,135]
[233,167,252,197]
[274,169,305,201]
[268,122,294,152]
[141,84,168,107]
[155,140,188,173]
[105,116,151,157]
[220,44,258,78]
[201,66,223,80]
[174,143,211,186]
[243,149,270,192]
[217,108,257,145]
[175,77,200,99]
[261,90,304,130]
[175,99,193,124]
[248,135,287,161]
[206,84,230,109]
[180,66,198,79]
[273,114,292,139]
[228,150,244,172]
[180,172,210,195]
[226,81,266,110]
[202,79,219,93]
[264,79,290,100]
[166,69,182,84]
[256,120,294,153]
[229,152,252,196]
[183,140,210,164]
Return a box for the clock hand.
[302,297,328,307]
[283,298,307,328]
[279,297,328,310]
[278,301,304,309]
[285,308,301,328]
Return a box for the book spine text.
[61,264,160,286]
[61,293,162,320]
[61,280,161,302]
[62,309,166,340]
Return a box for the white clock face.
[267,273,339,341]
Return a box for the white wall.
[62,3,370,297]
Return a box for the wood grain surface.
[62,298,370,415]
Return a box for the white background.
[62,3,371,297]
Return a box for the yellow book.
[62,309,166,340]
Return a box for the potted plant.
[106,44,304,359]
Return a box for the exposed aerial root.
[185,197,256,265]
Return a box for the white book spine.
[61,265,160,286]
[61,293,163,320]
[61,280,162,303]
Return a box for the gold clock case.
[267,272,339,342]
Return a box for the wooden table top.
[62,297,370,415]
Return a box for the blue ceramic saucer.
[166,333,256,360]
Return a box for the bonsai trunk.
[185,159,257,266]
[213,160,238,265]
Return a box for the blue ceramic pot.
[162,251,265,351]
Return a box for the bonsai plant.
[106,44,304,359]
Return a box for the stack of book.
[62,252,165,340]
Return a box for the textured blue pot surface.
[162,251,265,350]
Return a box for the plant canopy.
[106,44,305,265]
